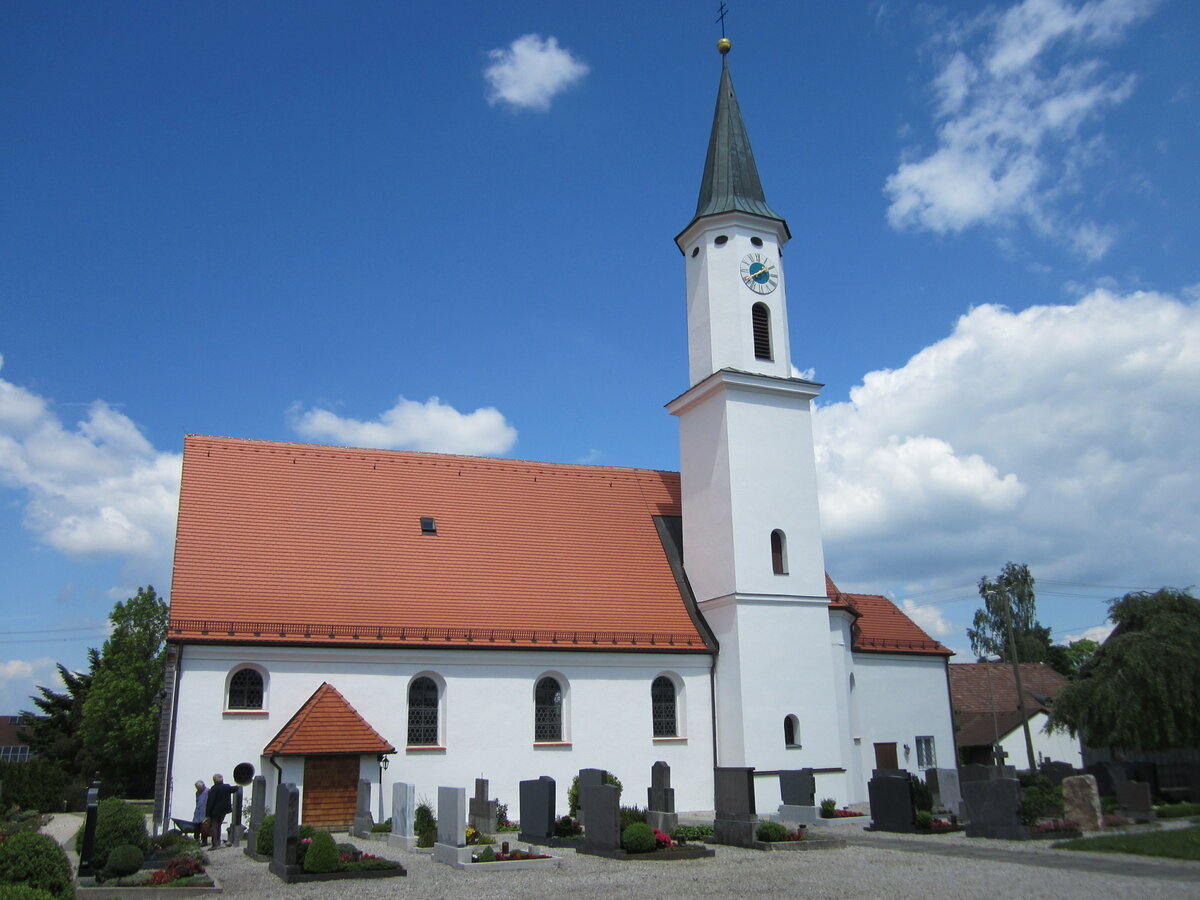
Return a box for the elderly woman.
[192,780,210,845]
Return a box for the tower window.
[714,235,728,246]
[751,236,763,247]
[691,246,699,258]
[651,676,678,737]
[771,529,788,575]
[752,303,772,361]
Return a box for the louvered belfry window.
[752,303,772,360]
[652,676,677,737]
[407,676,439,745]
[228,668,263,709]
[534,676,563,742]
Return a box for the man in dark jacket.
[205,773,239,848]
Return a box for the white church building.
[154,41,954,831]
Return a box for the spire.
[689,40,789,235]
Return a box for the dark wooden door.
[874,742,899,770]
[302,755,358,827]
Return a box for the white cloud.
[1062,623,1115,644]
[0,356,182,561]
[0,656,55,715]
[902,598,954,637]
[484,34,588,112]
[815,288,1200,595]
[290,396,518,455]
[885,0,1158,258]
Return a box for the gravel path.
[41,814,1200,899]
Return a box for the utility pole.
[996,590,1038,773]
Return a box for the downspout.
[709,654,719,770]
[158,643,184,835]
[269,753,284,814]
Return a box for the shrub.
[621,821,656,854]
[0,831,74,900]
[554,815,581,837]
[0,885,57,900]
[414,802,436,847]
[104,843,145,877]
[915,810,933,829]
[819,798,837,818]
[669,824,714,841]
[475,845,497,862]
[0,760,67,814]
[756,821,789,842]
[92,797,149,870]
[295,825,317,866]
[370,821,391,833]
[1158,802,1200,819]
[0,808,42,835]
[256,814,275,855]
[1019,780,1064,825]
[910,774,933,813]
[302,831,339,873]
[619,806,646,829]
[568,773,623,816]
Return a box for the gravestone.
[777,768,819,826]
[1038,761,1075,785]
[713,767,757,848]
[960,763,1016,783]
[389,782,417,851]
[518,776,556,844]
[1062,774,1104,831]
[231,786,245,847]
[576,767,608,832]
[1085,761,1126,796]
[867,769,915,832]
[268,783,300,880]
[578,783,621,856]
[962,775,1026,840]
[351,778,374,837]
[1115,781,1154,823]
[432,786,470,867]
[468,778,498,835]
[77,778,101,876]
[1125,761,1159,797]
[926,767,962,818]
[243,776,266,858]
[1186,765,1200,803]
[645,761,678,834]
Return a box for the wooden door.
[874,742,899,770]
[302,755,358,827]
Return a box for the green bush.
[256,814,275,855]
[91,797,149,870]
[568,773,623,816]
[0,760,67,814]
[619,806,646,829]
[104,843,145,877]
[819,798,837,818]
[621,821,656,854]
[0,808,42,835]
[1019,780,1064,825]
[475,845,497,862]
[910,774,933,813]
[302,831,339,873]
[669,824,714,841]
[1158,802,1200,819]
[755,821,789,842]
[295,824,316,866]
[915,810,933,829]
[414,802,437,847]
[0,831,74,900]
[0,885,57,900]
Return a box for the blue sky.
[3,0,1198,711]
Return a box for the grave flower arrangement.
[1030,818,1081,834]
[653,828,674,848]
[471,842,550,863]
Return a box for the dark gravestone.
[646,761,677,834]
[77,778,101,877]
[576,768,608,832]
[867,771,915,832]
[1086,761,1126,796]
[777,768,819,825]
[926,767,962,818]
[962,776,1026,840]
[268,783,301,880]
[244,776,266,858]
[1116,781,1154,823]
[468,778,498,835]
[1039,761,1076,785]
[230,787,245,847]
[518,776,556,844]
[579,783,621,856]
[1186,765,1200,803]
[713,767,757,848]
[352,778,374,837]
[1125,761,1159,797]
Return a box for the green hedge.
[0,761,67,813]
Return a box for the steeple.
[686,42,789,238]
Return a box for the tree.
[1045,638,1100,680]
[18,648,100,781]
[968,562,1052,663]
[1049,588,1200,751]
[80,586,169,797]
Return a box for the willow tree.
[1049,588,1200,751]
[968,562,1052,663]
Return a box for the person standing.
[192,780,210,846]
[205,773,238,848]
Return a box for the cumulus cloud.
[290,396,518,455]
[0,356,182,561]
[0,656,55,715]
[884,0,1158,259]
[815,288,1200,595]
[902,598,954,638]
[484,34,589,112]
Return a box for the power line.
[0,625,108,636]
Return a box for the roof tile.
[263,682,394,756]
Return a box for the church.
[154,40,954,831]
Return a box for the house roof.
[948,662,1070,747]
[827,578,953,656]
[264,682,394,756]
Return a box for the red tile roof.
[264,682,394,756]
[948,662,1070,748]
[827,577,952,656]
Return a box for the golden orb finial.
[718,37,731,54]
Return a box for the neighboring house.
[948,662,1082,768]
[155,42,956,831]
[0,715,33,762]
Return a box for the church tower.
[668,40,845,799]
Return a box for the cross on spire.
[716,2,729,38]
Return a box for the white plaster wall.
[845,654,956,806]
[166,644,715,826]
[998,712,1083,769]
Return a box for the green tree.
[968,562,1052,663]
[1049,588,1200,751]
[1045,637,1100,680]
[80,586,169,797]
[18,648,100,781]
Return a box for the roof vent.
[420,516,437,535]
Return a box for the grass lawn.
[1054,825,1200,861]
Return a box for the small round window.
[691,246,699,257]
[751,236,763,247]
[714,235,728,246]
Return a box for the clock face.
[739,252,778,294]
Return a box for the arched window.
[771,529,788,575]
[651,676,677,737]
[784,714,800,748]
[534,676,563,742]
[227,667,264,710]
[752,303,772,361]
[407,676,439,746]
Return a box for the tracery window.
[534,676,563,742]
[407,676,439,746]
[652,676,677,737]
[228,668,264,710]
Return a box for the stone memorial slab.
[779,769,816,806]
[432,786,471,867]
[468,778,498,835]
[1116,781,1154,823]
[713,767,757,848]
[1186,765,1200,803]
[1062,774,1104,832]
[927,767,962,818]
[78,778,101,876]
[962,776,1026,840]
[1085,761,1126,796]
[268,783,300,880]
[243,776,267,858]
[646,761,678,834]
[388,782,417,851]
[518,776,556,844]
[578,783,621,856]
[351,778,374,837]
[576,768,608,832]
[867,771,915,833]
[1039,761,1075,785]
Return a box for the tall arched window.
[752,303,772,361]
[407,676,439,746]
[228,668,264,710]
[651,676,677,737]
[534,676,563,742]
[771,529,788,575]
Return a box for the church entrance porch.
[302,755,358,827]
